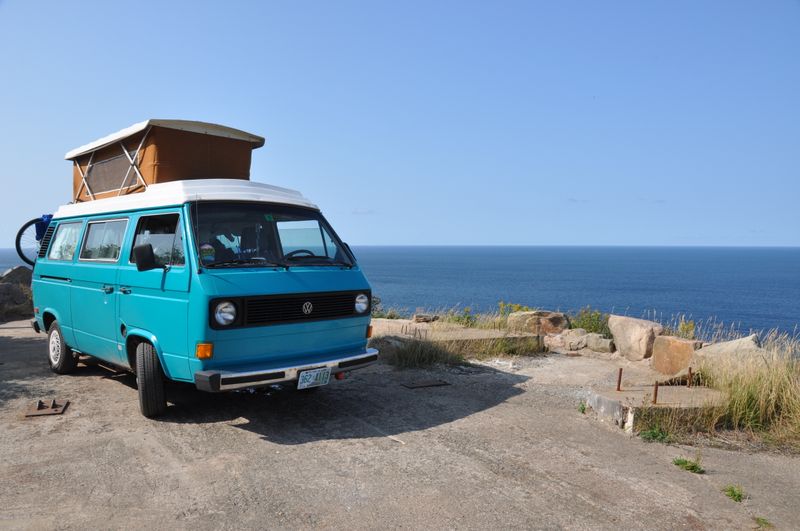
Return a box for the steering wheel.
[284,249,315,259]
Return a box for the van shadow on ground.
[161,364,529,445]
[0,333,529,445]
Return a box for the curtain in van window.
[47,222,82,261]
[80,220,127,261]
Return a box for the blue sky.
[0,1,798,246]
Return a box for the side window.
[47,222,82,261]
[79,219,127,261]
[130,214,184,267]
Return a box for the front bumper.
[194,348,379,392]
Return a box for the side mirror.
[133,244,160,272]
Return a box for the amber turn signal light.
[196,342,214,359]
[366,325,373,338]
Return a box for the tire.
[15,218,41,267]
[47,321,77,374]
[136,342,167,418]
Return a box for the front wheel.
[47,321,76,374]
[136,342,167,418]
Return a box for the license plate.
[297,367,331,390]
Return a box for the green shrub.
[673,456,705,474]
[723,484,745,502]
[570,306,611,338]
[639,424,672,443]
[497,300,535,316]
[371,296,406,319]
[442,307,477,327]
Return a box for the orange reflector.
[366,325,373,338]
[335,372,346,380]
[196,343,214,359]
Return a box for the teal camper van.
[27,120,378,417]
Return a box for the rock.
[651,336,702,375]
[699,334,762,359]
[507,311,570,335]
[412,314,438,323]
[585,333,615,353]
[543,328,589,352]
[1,266,32,286]
[662,334,768,381]
[607,315,664,361]
[0,282,33,323]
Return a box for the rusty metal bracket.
[402,380,449,389]
[25,399,69,417]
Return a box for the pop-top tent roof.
[64,119,265,160]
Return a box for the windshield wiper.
[284,256,353,268]
[205,258,288,269]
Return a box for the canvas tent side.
[66,120,265,202]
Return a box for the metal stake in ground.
[652,381,659,405]
[616,368,623,392]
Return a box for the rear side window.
[130,214,184,267]
[47,222,82,261]
[79,219,128,261]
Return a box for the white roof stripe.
[64,119,265,160]
[52,179,318,219]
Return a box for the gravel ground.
[0,321,797,530]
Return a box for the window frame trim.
[46,221,84,262]
[128,213,185,267]
[78,217,130,263]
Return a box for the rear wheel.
[47,321,76,374]
[136,342,167,418]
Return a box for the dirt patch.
[1,321,798,529]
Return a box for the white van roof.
[52,179,319,220]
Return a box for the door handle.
[119,287,132,295]
[101,285,114,294]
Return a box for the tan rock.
[585,333,615,353]
[544,328,589,353]
[507,311,570,335]
[607,315,664,361]
[651,336,702,375]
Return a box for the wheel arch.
[125,329,168,375]
[41,308,61,332]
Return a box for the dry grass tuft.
[370,335,543,369]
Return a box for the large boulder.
[607,315,664,361]
[651,336,702,375]
[507,311,570,335]
[699,334,763,360]
[1,266,32,286]
[0,282,33,323]
[662,334,768,381]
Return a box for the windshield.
[189,201,354,268]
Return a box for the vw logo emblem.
[302,301,313,315]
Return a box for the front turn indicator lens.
[196,343,214,359]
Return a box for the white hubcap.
[49,330,62,365]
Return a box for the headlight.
[355,293,369,314]
[214,301,237,326]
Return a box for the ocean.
[352,246,800,334]
[3,246,798,333]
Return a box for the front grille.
[238,291,368,327]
